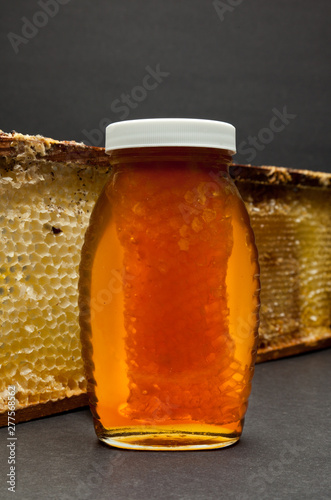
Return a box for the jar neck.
[107,147,233,172]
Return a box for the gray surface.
[1,349,330,500]
[0,0,330,171]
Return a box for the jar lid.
[105,118,236,154]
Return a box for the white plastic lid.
[105,118,236,154]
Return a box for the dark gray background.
[0,0,330,171]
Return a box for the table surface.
[1,348,330,500]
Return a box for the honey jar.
[79,118,260,450]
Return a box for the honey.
[79,119,260,450]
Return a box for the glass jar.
[79,119,260,450]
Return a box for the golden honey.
[79,120,260,450]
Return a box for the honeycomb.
[235,168,331,358]
[81,162,258,428]
[0,132,110,415]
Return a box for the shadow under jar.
[79,119,260,450]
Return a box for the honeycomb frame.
[232,164,331,361]
[0,131,110,424]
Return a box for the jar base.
[97,428,240,451]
